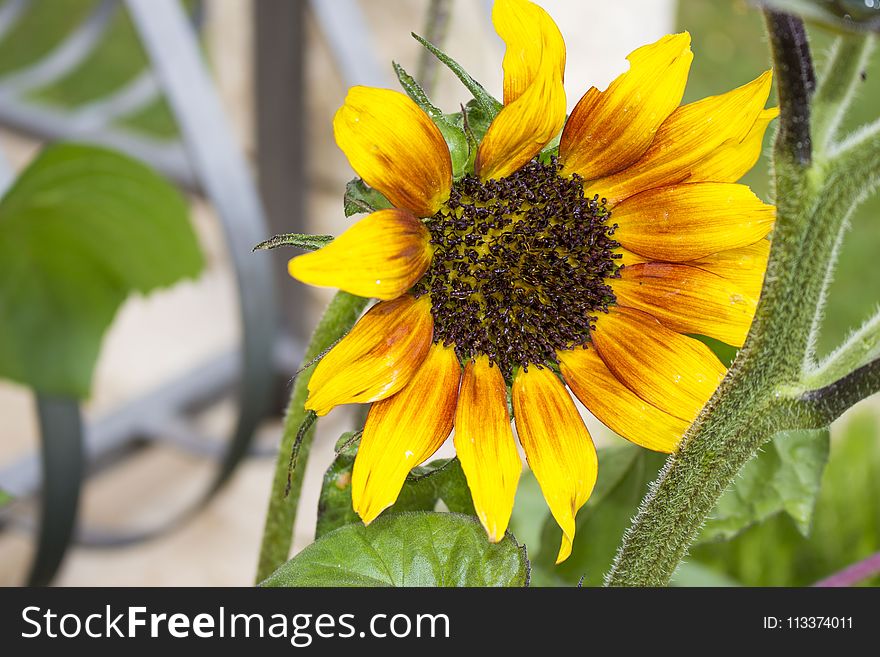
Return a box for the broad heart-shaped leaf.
[531,443,666,587]
[0,143,203,397]
[343,178,392,218]
[261,512,528,587]
[317,433,475,539]
[697,429,830,543]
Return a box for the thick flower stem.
[255,292,368,582]
[606,11,860,587]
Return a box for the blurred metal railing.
[0,0,279,585]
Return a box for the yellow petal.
[305,295,433,416]
[612,183,775,261]
[493,0,566,105]
[476,0,566,180]
[591,307,726,422]
[690,108,779,183]
[559,346,689,453]
[476,66,566,181]
[614,247,647,268]
[512,365,597,564]
[288,209,432,300]
[591,71,775,205]
[334,86,452,217]
[351,343,461,523]
[454,357,522,542]
[613,263,757,348]
[689,239,770,300]
[560,33,693,180]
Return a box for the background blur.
[0,0,878,586]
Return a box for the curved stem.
[606,11,829,587]
[255,292,368,582]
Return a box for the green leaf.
[697,429,830,543]
[262,511,529,587]
[690,411,880,586]
[317,433,475,538]
[0,488,12,509]
[343,178,392,217]
[532,443,666,586]
[411,33,503,118]
[393,62,469,178]
[253,233,333,252]
[0,143,203,397]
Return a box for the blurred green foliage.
[0,0,200,138]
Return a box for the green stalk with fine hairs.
[606,15,880,586]
[255,291,368,582]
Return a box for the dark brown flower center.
[413,157,620,377]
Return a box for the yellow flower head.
[289,0,778,563]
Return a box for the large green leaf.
[262,512,528,587]
[697,429,830,543]
[690,411,880,586]
[0,488,12,509]
[0,143,202,397]
[317,433,475,538]
[531,443,666,586]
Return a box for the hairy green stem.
[255,292,368,582]
[811,35,873,153]
[806,311,880,387]
[606,11,842,586]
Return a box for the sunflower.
[289,0,777,563]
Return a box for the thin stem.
[416,0,453,96]
[787,358,880,429]
[813,551,880,587]
[255,292,368,582]
[811,35,873,153]
[806,310,880,388]
[764,11,815,166]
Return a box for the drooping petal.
[493,0,566,105]
[690,108,779,182]
[476,0,566,180]
[305,295,433,416]
[559,346,689,453]
[590,70,775,205]
[512,365,597,564]
[560,33,693,180]
[476,65,566,181]
[454,357,522,542]
[288,209,432,300]
[351,343,461,524]
[612,263,757,347]
[334,86,452,217]
[612,183,775,261]
[689,239,771,299]
[590,307,726,422]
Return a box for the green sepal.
[253,233,333,251]
[393,61,469,178]
[411,32,503,118]
[343,178,393,217]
